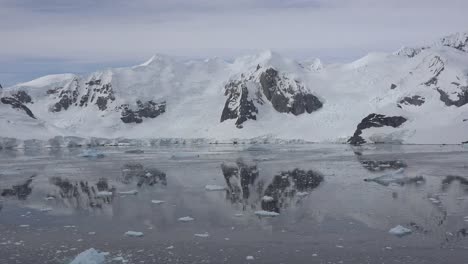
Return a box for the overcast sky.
[1,0,467,86]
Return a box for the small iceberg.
[388,225,412,237]
[194,233,210,238]
[254,210,279,217]
[205,185,226,191]
[70,248,107,264]
[262,196,274,202]
[246,256,255,260]
[124,231,144,237]
[364,169,424,186]
[178,216,195,222]
[151,200,165,205]
[96,191,113,197]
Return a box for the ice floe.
[70,248,107,264]
[205,185,226,191]
[178,216,195,222]
[388,225,412,237]
[124,231,144,237]
[254,210,279,217]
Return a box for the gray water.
[0,144,468,264]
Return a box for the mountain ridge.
[1,31,467,145]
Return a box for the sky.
[0,0,467,86]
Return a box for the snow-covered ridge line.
[1,31,468,145]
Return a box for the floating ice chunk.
[364,169,424,186]
[40,207,53,212]
[388,225,412,237]
[118,190,138,195]
[254,210,279,217]
[246,256,254,260]
[70,248,107,264]
[124,231,144,237]
[166,245,174,250]
[112,256,127,262]
[96,191,113,197]
[262,196,274,202]
[234,213,244,217]
[88,232,96,235]
[45,196,55,200]
[19,225,29,228]
[151,200,165,205]
[178,216,195,222]
[297,192,309,197]
[205,185,226,191]
[79,149,105,159]
[194,233,210,238]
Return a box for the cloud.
[0,0,467,85]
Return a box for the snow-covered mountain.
[1,32,467,146]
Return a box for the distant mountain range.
[1,31,467,146]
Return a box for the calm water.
[0,144,468,264]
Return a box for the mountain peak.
[436,31,468,52]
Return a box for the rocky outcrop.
[79,79,115,110]
[221,67,323,128]
[437,32,468,52]
[436,87,468,107]
[12,91,32,104]
[259,68,323,115]
[0,97,36,119]
[50,78,80,112]
[398,95,425,108]
[423,56,445,86]
[220,80,258,128]
[348,114,407,145]
[120,100,166,124]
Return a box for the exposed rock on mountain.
[348,114,407,145]
[398,95,425,108]
[120,100,166,124]
[0,97,36,119]
[221,66,322,128]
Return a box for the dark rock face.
[221,67,323,128]
[79,81,115,110]
[1,176,35,200]
[120,100,166,124]
[436,87,468,107]
[120,162,167,187]
[220,80,258,128]
[398,95,425,108]
[261,169,323,213]
[348,113,408,145]
[390,84,397,90]
[51,79,80,112]
[423,56,445,87]
[259,68,323,115]
[12,91,32,104]
[0,97,36,119]
[48,77,116,112]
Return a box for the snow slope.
[1,32,467,145]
